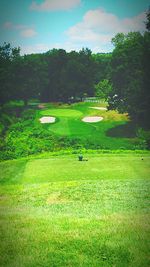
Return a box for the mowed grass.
[0,153,150,267]
[38,102,136,149]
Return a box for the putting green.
[40,108,83,118]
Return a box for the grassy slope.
[0,153,150,267]
[38,102,136,149]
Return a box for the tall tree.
[109,28,150,127]
[13,53,48,105]
[92,53,112,83]
[146,7,150,31]
[41,49,68,102]
[0,43,20,105]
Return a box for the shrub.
[135,128,150,149]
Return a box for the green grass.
[40,108,82,118]
[0,153,150,266]
[38,102,137,149]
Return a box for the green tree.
[95,79,112,100]
[41,49,68,102]
[0,43,20,105]
[145,7,150,31]
[109,23,150,128]
[109,32,146,120]
[14,53,48,105]
[41,48,97,102]
[92,53,112,83]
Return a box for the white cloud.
[21,29,37,38]
[30,0,81,11]
[18,8,147,55]
[3,21,37,38]
[66,9,146,51]
[122,12,146,32]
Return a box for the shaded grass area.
[107,121,137,138]
[0,154,150,266]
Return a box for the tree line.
[0,46,111,106]
[0,9,150,127]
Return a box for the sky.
[0,0,149,55]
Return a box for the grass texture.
[0,153,150,267]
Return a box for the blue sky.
[0,0,149,54]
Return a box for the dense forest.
[0,9,150,159]
[0,46,112,105]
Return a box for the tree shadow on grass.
[106,122,137,138]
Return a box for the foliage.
[2,109,58,159]
[136,127,150,149]
[95,79,113,100]
[40,48,97,102]
[146,7,150,31]
[0,43,20,105]
[12,53,49,106]
[109,20,150,128]
[92,53,112,82]
[0,44,106,106]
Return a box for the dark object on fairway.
[78,155,83,161]
[78,155,88,161]
[141,158,144,160]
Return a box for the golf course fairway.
[0,152,150,267]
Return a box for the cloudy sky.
[0,0,149,54]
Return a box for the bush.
[135,128,150,149]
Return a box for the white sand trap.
[39,116,56,123]
[90,107,107,110]
[38,104,45,109]
[82,116,103,123]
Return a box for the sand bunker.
[90,107,107,110]
[39,116,56,123]
[38,104,46,109]
[82,116,103,123]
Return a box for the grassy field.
[37,102,137,149]
[0,152,150,267]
